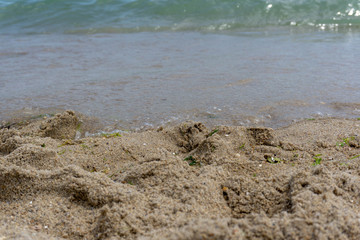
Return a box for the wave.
[1,0,360,34]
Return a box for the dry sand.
[1,110,360,239]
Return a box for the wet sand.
[1,111,360,239]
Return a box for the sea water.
[1,0,360,129]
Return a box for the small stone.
[34,224,42,231]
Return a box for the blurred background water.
[1,0,359,129]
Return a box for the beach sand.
[1,110,360,239]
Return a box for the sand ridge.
[1,111,360,239]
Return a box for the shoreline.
[1,106,360,134]
[1,110,360,239]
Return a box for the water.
[2,0,360,33]
[1,0,360,130]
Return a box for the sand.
[0,110,360,239]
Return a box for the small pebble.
[34,225,42,231]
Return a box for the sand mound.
[1,111,360,239]
[5,144,63,170]
[38,110,79,140]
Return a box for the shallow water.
[1,29,360,129]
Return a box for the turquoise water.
[1,0,360,33]
[1,1,360,129]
